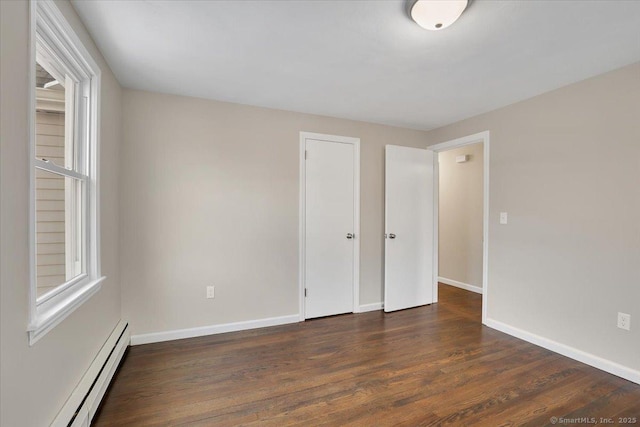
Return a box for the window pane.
[35,61,75,170]
[35,169,84,299]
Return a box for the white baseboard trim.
[438,277,483,294]
[130,314,300,346]
[359,302,383,312]
[485,318,640,385]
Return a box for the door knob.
[388,233,396,239]
[346,233,354,239]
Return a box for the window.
[28,0,103,344]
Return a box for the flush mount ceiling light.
[409,0,468,31]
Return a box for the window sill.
[28,276,106,345]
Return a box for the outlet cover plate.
[617,312,631,331]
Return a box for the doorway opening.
[429,131,489,324]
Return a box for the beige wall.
[0,1,122,425]
[438,143,483,288]
[426,63,640,372]
[120,89,428,336]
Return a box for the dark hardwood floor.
[94,284,640,426]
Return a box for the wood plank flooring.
[93,284,640,426]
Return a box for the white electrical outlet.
[617,312,631,331]
[206,286,215,299]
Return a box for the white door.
[304,137,356,319]
[384,145,435,312]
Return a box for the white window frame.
[28,0,104,345]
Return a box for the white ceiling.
[71,0,640,130]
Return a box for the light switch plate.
[500,212,508,225]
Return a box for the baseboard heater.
[51,320,130,427]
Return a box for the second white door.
[384,145,435,312]
[304,136,357,319]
